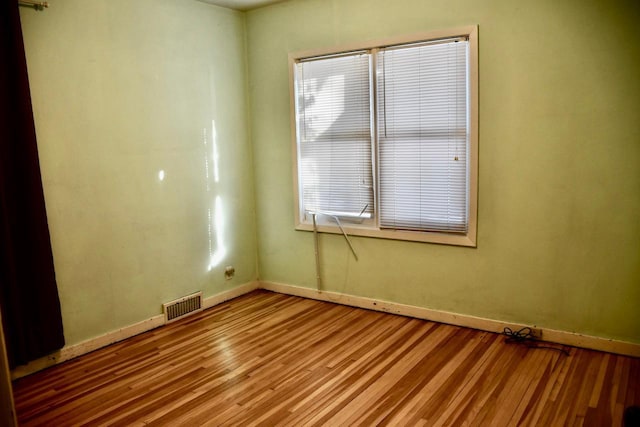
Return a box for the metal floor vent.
[163,292,203,323]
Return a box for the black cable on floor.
[502,327,570,356]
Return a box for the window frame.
[289,25,478,247]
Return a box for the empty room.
[1,0,639,425]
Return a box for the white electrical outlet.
[529,327,543,340]
[224,266,235,280]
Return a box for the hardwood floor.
[12,290,640,426]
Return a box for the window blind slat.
[295,54,374,216]
[377,39,469,233]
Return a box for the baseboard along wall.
[11,279,639,379]
[10,281,260,380]
[259,281,640,358]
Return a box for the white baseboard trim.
[11,278,638,380]
[11,281,260,380]
[259,281,640,358]
[203,281,260,309]
[10,315,165,380]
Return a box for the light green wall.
[246,0,640,343]
[16,0,640,349]
[20,0,257,345]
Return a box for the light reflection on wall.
[158,170,165,181]
[208,195,226,271]
[212,119,219,184]
[205,120,226,271]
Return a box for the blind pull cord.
[308,210,360,290]
[328,214,358,261]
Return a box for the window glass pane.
[377,39,469,232]
[295,54,374,218]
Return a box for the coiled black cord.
[502,327,570,356]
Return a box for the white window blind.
[295,53,374,218]
[377,38,469,233]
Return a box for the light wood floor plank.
[12,290,640,426]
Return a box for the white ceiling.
[197,0,285,11]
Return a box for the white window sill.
[295,221,476,247]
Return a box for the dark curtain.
[0,2,65,368]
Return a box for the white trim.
[289,25,478,248]
[203,281,260,309]
[10,281,260,380]
[10,315,165,380]
[11,278,638,380]
[289,26,478,61]
[259,281,640,358]
[294,222,476,247]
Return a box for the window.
[290,26,478,247]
